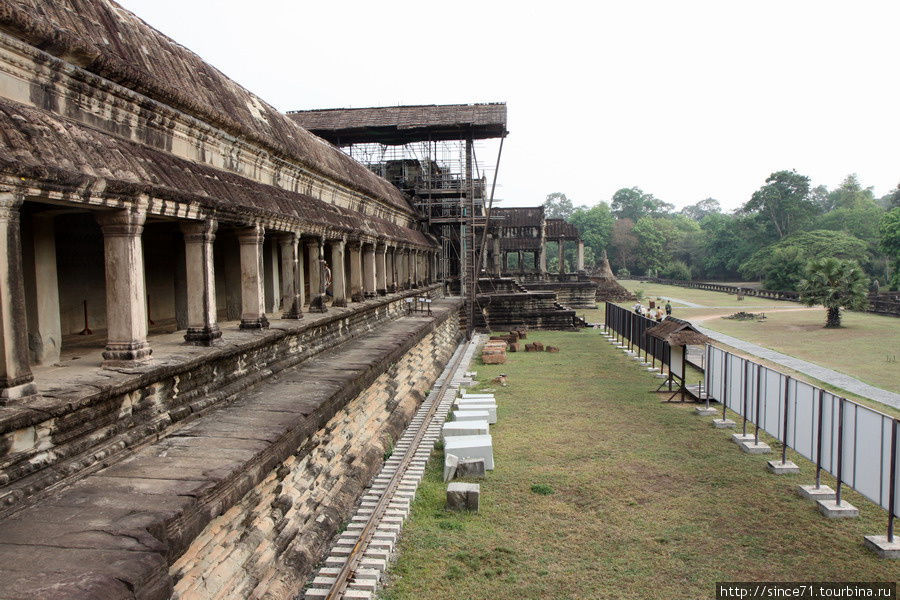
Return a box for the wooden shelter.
[646,318,710,400]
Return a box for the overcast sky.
[117,0,900,212]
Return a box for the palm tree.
[798,258,869,328]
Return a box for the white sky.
[117,0,900,212]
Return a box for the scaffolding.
[286,103,508,337]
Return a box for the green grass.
[379,330,896,600]
[615,280,900,396]
[620,279,781,308]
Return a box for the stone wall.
[168,306,460,599]
[474,291,578,330]
[522,281,598,309]
[0,286,442,512]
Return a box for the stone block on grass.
[797,484,836,502]
[443,454,459,482]
[444,434,494,470]
[546,346,559,353]
[447,482,480,511]
[712,418,736,429]
[452,410,492,423]
[455,458,486,479]
[863,535,900,559]
[766,460,800,474]
[695,406,718,416]
[817,499,859,518]
[442,420,489,442]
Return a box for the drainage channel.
[303,334,485,600]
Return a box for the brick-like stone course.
[169,311,460,599]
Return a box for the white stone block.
[454,404,496,423]
[442,420,490,441]
[461,393,495,400]
[444,434,494,470]
[452,409,491,423]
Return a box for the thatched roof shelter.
[646,318,710,346]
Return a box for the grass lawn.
[379,330,896,600]
[619,280,782,309]
[614,280,900,396]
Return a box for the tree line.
[543,171,900,292]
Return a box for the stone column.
[26,213,62,365]
[501,251,508,273]
[279,233,303,319]
[517,250,524,273]
[577,240,585,271]
[347,240,364,302]
[388,246,398,292]
[306,239,318,303]
[0,195,37,400]
[406,249,414,289]
[181,219,221,345]
[265,239,280,313]
[492,236,501,275]
[558,240,565,275]
[330,238,347,307]
[538,242,547,276]
[236,224,269,329]
[96,204,153,365]
[411,250,419,288]
[363,242,376,298]
[375,242,387,295]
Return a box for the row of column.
[0,195,440,400]
[490,239,585,275]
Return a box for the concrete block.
[452,409,491,423]
[442,420,489,441]
[454,405,496,423]
[797,484,836,502]
[817,499,859,518]
[695,406,718,416]
[712,419,736,429]
[464,371,477,377]
[455,458,486,479]
[443,453,458,482]
[731,433,755,444]
[455,398,496,408]
[739,440,771,454]
[863,535,900,559]
[460,393,495,400]
[766,460,800,474]
[447,482,480,511]
[444,435,494,470]
[654,373,668,379]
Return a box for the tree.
[821,174,875,211]
[610,218,639,272]
[798,258,869,328]
[611,187,672,221]
[879,208,900,289]
[543,192,575,220]
[880,185,900,210]
[569,202,614,268]
[739,230,870,291]
[743,170,817,239]
[681,198,721,221]
[700,213,771,280]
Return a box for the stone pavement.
[693,324,900,411]
[0,302,460,600]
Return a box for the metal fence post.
[835,397,845,506]
[742,359,749,436]
[721,352,730,421]
[815,389,824,489]
[754,364,762,445]
[781,376,791,465]
[888,419,897,543]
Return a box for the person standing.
[665,301,672,316]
